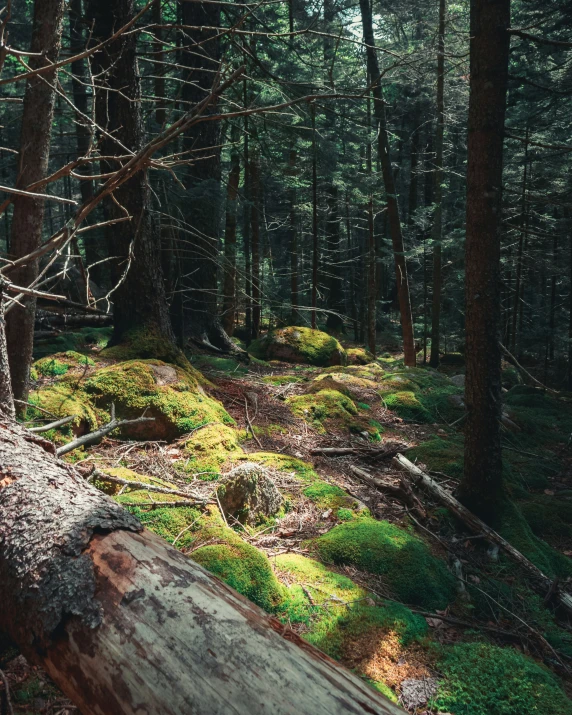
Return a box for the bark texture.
[86,0,175,347]
[6,0,66,404]
[459,0,511,518]
[359,0,416,366]
[0,418,403,715]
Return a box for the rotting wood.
[0,415,404,715]
[393,453,572,615]
[349,464,426,520]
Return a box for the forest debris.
[399,678,438,711]
[310,442,408,459]
[349,464,426,520]
[393,453,572,616]
[217,463,283,525]
[29,414,78,434]
[56,404,155,456]
[90,469,210,503]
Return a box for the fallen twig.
[91,469,206,501]
[56,404,155,455]
[349,464,426,520]
[244,396,263,449]
[393,453,572,616]
[29,414,77,434]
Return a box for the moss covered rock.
[100,327,189,368]
[217,462,283,525]
[180,423,243,478]
[249,326,347,366]
[29,383,99,433]
[33,350,95,378]
[433,642,572,715]
[84,359,233,440]
[313,518,456,609]
[286,389,358,433]
[347,347,375,365]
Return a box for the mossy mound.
[432,642,572,715]
[519,494,572,540]
[383,391,432,422]
[302,480,364,514]
[276,554,427,662]
[286,389,359,433]
[180,423,243,478]
[84,359,233,440]
[33,326,112,359]
[312,518,456,609]
[190,354,249,376]
[101,328,189,369]
[379,369,464,424]
[347,347,375,365]
[231,451,320,483]
[33,351,95,378]
[29,383,99,433]
[321,363,385,381]
[193,541,286,612]
[504,387,572,445]
[98,466,181,504]
[407,437,465,479]
[312,371,379,396]
[249,326,347,367]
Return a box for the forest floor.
[4,328,572,714]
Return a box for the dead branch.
[393,453,572,616]
[349,464,426,520]
[29,415,78,434]
[91,469,208,502]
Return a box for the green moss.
[249,326,347,367]
[275,554,427,659]
[432,642,572,715]
[33,326,112,359]
[346,347,375,365]
[383,391,432,423]
[519,495,572,540]
[232,451,319,483]
[303,480,359,512]
[369,680,399,703]
[84,360,233,440]
[407,437,465,479]
[33,350,95,378]
[29,384,99,430]
[262,374,306,385]
[313,371,379,395]
[127,504,201,548]
[312,518,456,609]
[337,508,355,521]
[101,327,189,368]
[180,423,243,477]
[499,500,572,578]
[193,541,286,613]
[286,389,358,432]
[190,354,249,376]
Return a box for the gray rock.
[217,463,283,525]
[399,677,439,711]
[449,374,465,388]
[448,394,465,410]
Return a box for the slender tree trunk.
[429,0,446,367]
[243,78,252,339]
[510,132,529,353]
[568,220,572,391]
[366,90,376,356]
[311,102,319,330]
[221,146,241,336]
[85,0,175,349]
[0,286,14,418]
[422,126,434,364]
[325,185,345,333]
[179,1,238,353]
[358,0,416,366]
[549,234,557,362]
[5,0,66,405]
[408,104,420,225]
[288,148,301,324]
[250,151,261,339]
[154,0,166,126]
[458,0,511,520]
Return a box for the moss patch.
[231,451,320,483]
[180,423,243,478]
[286,389,358,433]
[33,326,112,359]
[383,391,432,423]
[347,347,375,365]
[302,480,361,513]
[249,326,347,367]
[276,554,427,660]
[407,436,465,479]
[29,383,99,432]
[433,642,572,715]
[312,518,456,609]
[33,350,95,378]
[84,359,232,440]
[101,327,189,368]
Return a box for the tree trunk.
[429,0,446,368]
[288,148,300,325]
[85,0,175,350]
[325,185,345,333]
[311,102,319,330]
[5,0,66,405]
[366,90,376,356]
[0,417,403,715]
[153,0,166,126]
[510,132,529,354]
[358,0,416,366]
[458,0,511,520]
[221,147,241,336]
[250,151,261,339]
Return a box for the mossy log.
[0,416,403,715]
[393,453,572,616]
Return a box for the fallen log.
[311,443,407,459]
[393,453,572,616]
[0,417,403,715]
[349,464,426,520]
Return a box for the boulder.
[449,374,465,388]
[249,327,347,367]
[217,463,283,525]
